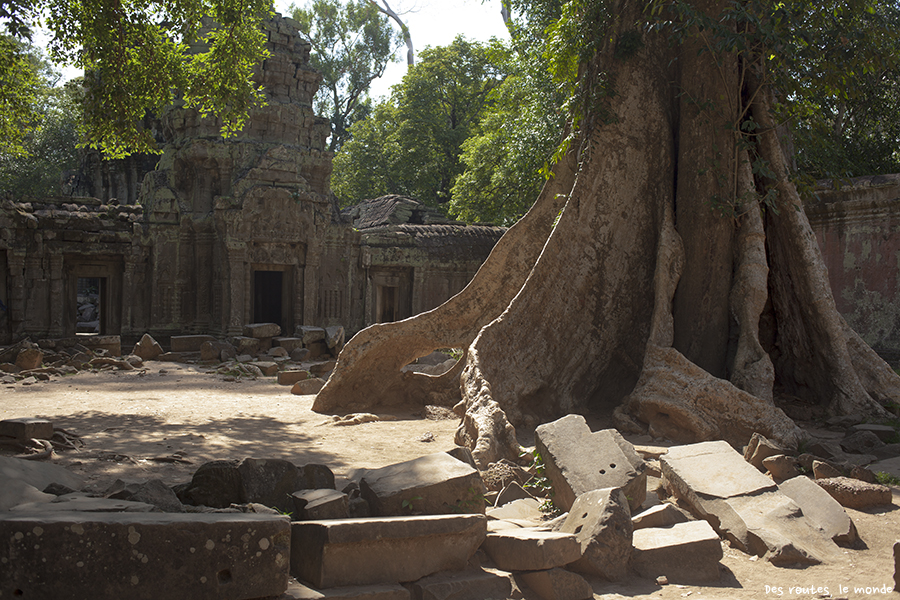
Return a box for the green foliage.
[0,36,43,157]
[1,0,273,158]
[875,472,900,486]
[522,448,561,516]
[401,494,423,514]
[332,37,507,209]
[291,0,400,152]
[0,39,81,197]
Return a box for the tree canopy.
[0,0,273,158]
[291,0,401,152]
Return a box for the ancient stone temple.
[0,15,505,346]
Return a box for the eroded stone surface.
[560,488,633,580]
[0,512,290,600]
[481,528,581,571]
[291,514,486,589]
[518,568,593,600]
[778,476,857,546]
[631,520,723,583]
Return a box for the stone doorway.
[252,268,293,332]
[76,277,104,334]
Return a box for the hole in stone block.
[609,463,616,469]
[574,525,583,534]
[599,469,606,474]
[217,569,233,584]
[13,590,24,597]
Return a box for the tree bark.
[314,0,900,468]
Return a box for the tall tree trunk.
[314,0,900,468]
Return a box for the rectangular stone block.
[535,414,646,512]
[353,452,486,517]
[275,337,306,352]
[290,514,486,588]
[0,418,54,441]
[170,335,217,352]
[231,336,261,355]
[407,568,514,600]
[242,323,281,338]
[279,370,310,386]
[631,520,723,583]
[0,512,290,600]
[281,581,410,599]
[481,528,581,571]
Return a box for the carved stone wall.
[807,174,900,362]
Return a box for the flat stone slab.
[407,568,514,600]
[481,528,580,571]
[293,489,349,520]
[632,503,689,530]
[11,496,160,513]
[0,418,54,441]
[486,497,543,522]
[661,441,842,565]
[534,415,646,512]
[631,520,723,583]
[291,514,486,588]
[170,334,217,352]
[1,479,55,512]
[870,456,900,479]
[244,323,282,338]
[661,440,775,499]
[560,488,632,580]
[280,581,410,599]
[815,477,893,509]
[352,452,486,516]
[0,512,290,600]
[778,476,857,546]
[0,455,84,494]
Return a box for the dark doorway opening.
[253,270,283,329]
[76,276,105,334]
[376,285,397,323]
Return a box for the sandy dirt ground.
[2,363,899,599]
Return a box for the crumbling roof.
[342,195,462,230]
[363,223,506,261]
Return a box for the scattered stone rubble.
[1,412,899,599]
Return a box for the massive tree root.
[314,0,900,467]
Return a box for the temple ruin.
[0,15,504,346]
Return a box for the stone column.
[48,254,65,337]
[225,242,246,337]
[7,252,26,338]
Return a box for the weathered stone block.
[0,455,84,493]
[200,341,235,362]
[778,475,857,546]
[535,415,645,513]
[631,503,689,530]
[560,488,632,580]
[15,348,43,370]
[0,512,290,600]
[290,514,486,588]
[106,478,185,513]
[631,520,723,583]
[407,568,514,600]
[292,378,326,395]
[852,423,898,443]
[518,567,593,600]
[244,322,282,338]
[661,441,842,565]
[325,326,345,351]
[255,361,279,376]
[11,495,159,512]
[744,431,785,471]
[293,489,349,520]
[815,476,892,509]
[275,337,306,352]
[0,417,54,441]
[279,370,310,385]
[297,326,327,344]
[171,335,216,352]
[231,336,261,355]
[481,528,580,571]
[353,452,486,516]
[1,479,55,511]
[486,497,543,522]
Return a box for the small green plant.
[523,449,560,516]
[875,472,900,486]
[401,495,424,514]
[452,487,487,513]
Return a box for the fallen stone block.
[181,458,303,513]
[170,334,217,352]
[201,340,236,362]
[407,568,514,600]
[744,432,785,471]
[486,497,543,522]
[815,476,892,509]
[762,454,800,482]
[279,580,410,599]
[275,337,306,353]
[778,476,857,546]
[871,456,900,479]
[232,336,262,355]
[245,323,282,338]
[481,528,580,571]
[293,377,326,395]
[518,567,593,600]
[279,370,310,385]
[494,482,533,508]
[631,503,689,530]
[841,430,885,454]
[297,326,327,344]
[325,326,345,351]
[291,514,486,588]
[813,460,843,479]
[661,440,842,565]
[132,333,164,360]
[353,452,486,516]
[293,489,349,520]
[559,487,632,580]
[256,361,280,376]
[631,520,723,583]
[106,478,185,513]
[16,347,43,370]
[0,417,54,441]
[0,512,290,600]
[852,423,898,443]
[0,455,84,494]
[534,414,645,513]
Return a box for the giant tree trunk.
[314,0,900,468]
